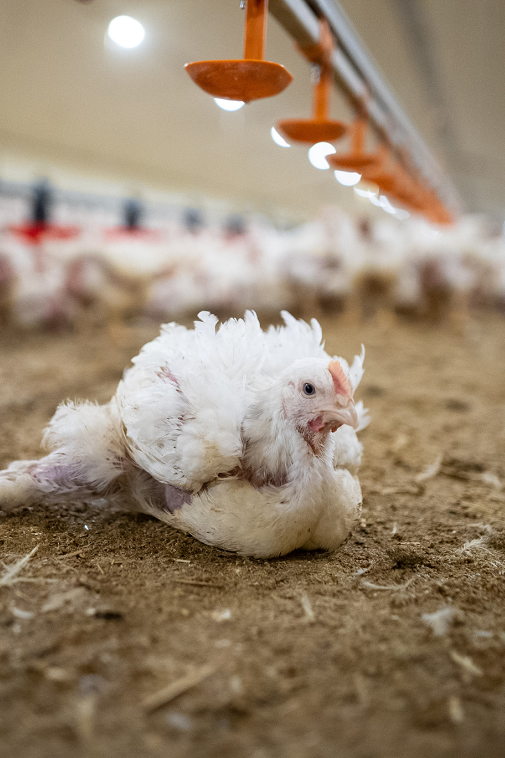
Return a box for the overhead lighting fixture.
[355,185,410,220]
[107,16,145,48]
[271,127,290,148]
[308,142,336,170]
[214,98,245,111]
[354,186,378,199]
[379,195,397,213]
[368,194,383,207]
[394,209,410,220]
[334,170,361,186]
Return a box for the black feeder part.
[31,180,53,226]
[123,199,143,231]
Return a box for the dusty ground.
[0,313,504,758]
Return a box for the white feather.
[117,310,266,490]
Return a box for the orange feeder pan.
[395,171,438,213]
[361,150,410,197]
[278,118,346,143]
[328,118,382,171]
[423,193,454,224]
[363,168,400,196]
[185,0,292,102]
[417,186,454,223]
[277,20,347,144]
[362,147,454,223]
[363,162,420,214]
[388,170,422,209]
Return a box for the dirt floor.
[0,312,504,758]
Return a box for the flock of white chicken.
[0,193,504,331]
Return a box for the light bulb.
[107,16,145,48]
[394,209,410,220]
[334,170,361,186]
[354,187,378,199]
[368,194,383,207]
[271,127,290,148]
[308,142,336,170]
[214,98,245,111]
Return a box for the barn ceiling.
[0,0,503,221]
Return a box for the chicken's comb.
[328,360,352,399]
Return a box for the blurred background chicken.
[1,186,504,334]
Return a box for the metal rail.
[269,0,462,215]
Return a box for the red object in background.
[8,223,81,274]
[9,223,80,245]
[103,227,164,242]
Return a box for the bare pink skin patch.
[308,415,325,432]
[328,360,352,399]
[308,415,341,434]
[162,483,192,513]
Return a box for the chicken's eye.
[303,383,316,396]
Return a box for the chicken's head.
[281,358,357,447]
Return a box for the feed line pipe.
[269,0,462,217]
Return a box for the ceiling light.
[354,186,378,199]
[334,170,361,186]
[271,127,290,148]
[214,98,245,111]
[377,195,411,219]
[394,209,410,220]
[379,195,396,213]
[368,194,383,207]
[308,142,336,170]
[107,16,145,48]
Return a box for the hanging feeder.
[277,19,347,144]
[389,165,439,215]
[418,189,454,224]
[185,0,292,103]
[405,170,454,223]
[359,153,420,215]
[397,175,427,210]
[327,117,383,171]
[357,142,454,221]
[361,150,411,198]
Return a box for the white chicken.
[0,311,368,558]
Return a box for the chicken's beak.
[327,399,358,431]
[308,400,358,434]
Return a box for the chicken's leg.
[0,454,107,511]
[0,399,125,512]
